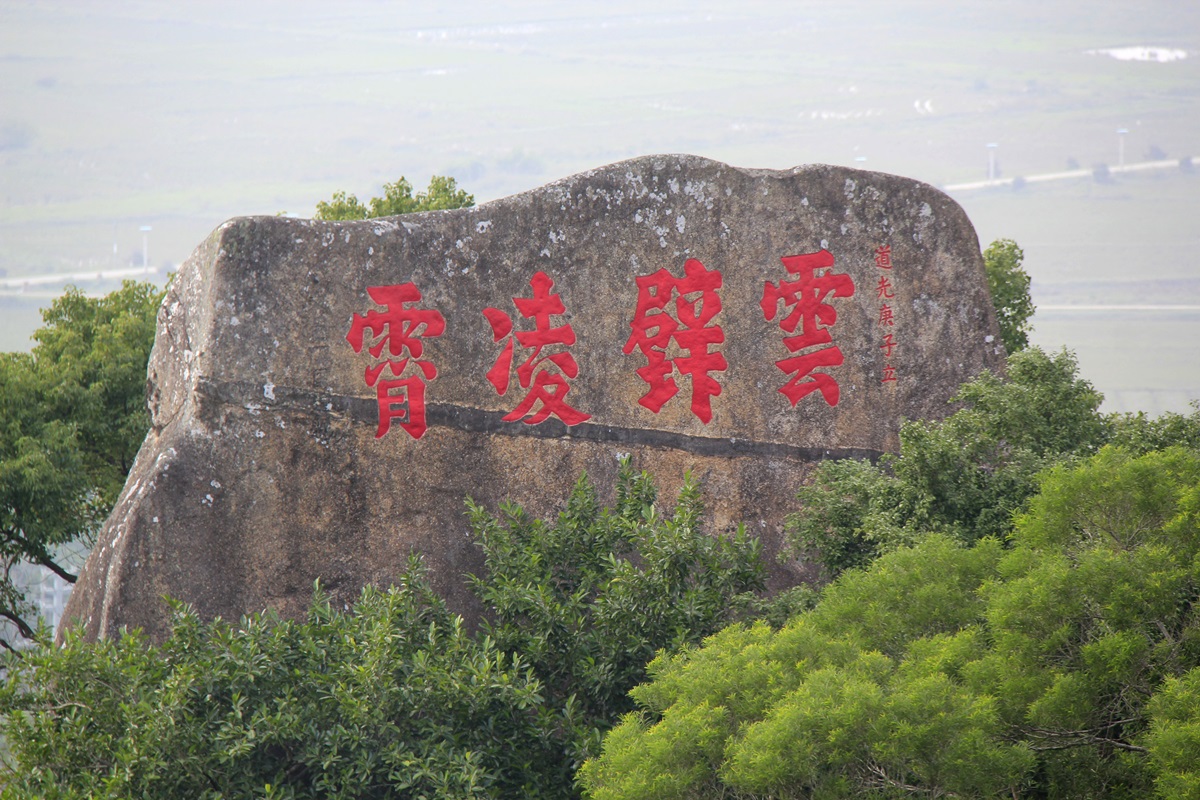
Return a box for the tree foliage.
[314,176,474,220]
[787,344,1200,584]
[0,281,162,649]
[983,237,1035,354]
[0,462,767,798]
[0,561,569,799]
[469,461,766,771]
[580,446,1200,800]
[788,346,1107,578]
[1106,402,1200,455]
[1146,668,1200,799]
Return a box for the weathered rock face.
[62,155,1003,641]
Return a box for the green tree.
[1146,668,1200,799]
[314,175,474,220]
[580,446,1200,800]
[1,464,769,798]
[312,190,370,220]
[0,281,162,649]
[983,237,1035,354]
[579,536,1027,800]
[789,346,1106,579]
[0,561,569,799]
[1106,402,1200,455]
[468,460,767,776]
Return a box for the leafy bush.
[0,463,768,798]
[580,447,1200,800]
[314,176,473,220]
[1106,402,1200,455]
[983,238,1035,354]
[469,460,767,770]
[1146,668,1200,799]
[789,346,1107,579]
[0,561,568,799]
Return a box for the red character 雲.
[623,258,727,423]
[483,271,591,426]
[761,249,855,407]
[347,283,446,439]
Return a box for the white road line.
[0,266,167,289]
[1038,305,1200,312]
[945,158,1193,192]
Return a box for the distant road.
[1039,305,1200,312]
[0,266,169,297]
[944,157,1193,192]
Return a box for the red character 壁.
[623,258,727,423]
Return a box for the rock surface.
[62,155,1004,641]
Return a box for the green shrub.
[0,560,568,799]
[469,459,766,771]
[580,447,1200,800]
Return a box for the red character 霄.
[347,283,446,439]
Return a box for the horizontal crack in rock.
[199,378,884,464]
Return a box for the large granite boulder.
[62,155,1004,641]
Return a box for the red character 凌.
[347,283,446,439]
[761,248,855,407]
[483,271,591,426]
[623,258,727,423]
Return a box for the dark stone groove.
[201,379,884,464]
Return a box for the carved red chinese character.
[874,245,893,269]
[761,249,855,407]
[347,283,446,439]
[878,303,895,327]
[483,271,591,426]
[876,274,896,300]
[881,364,898,383]
[880,332,898,358]
[623,258,727,423]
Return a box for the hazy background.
[2,0,1198,414]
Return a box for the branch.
[1023,724,1149,754]
[50,701,93,713]
[0,608,36,641]
[17,541,78,584]
[863,762,953,798]
[6,533,79,584]
[34,554,77,584]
